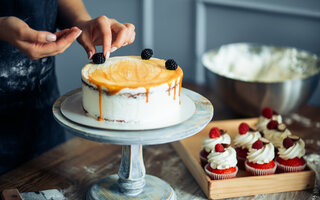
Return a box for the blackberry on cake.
[92,53,106,64]
[141,48,153,60]
[165,59,178,70]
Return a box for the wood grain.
[0,83,319,200]
[172,118,316,199]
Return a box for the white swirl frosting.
[256,115,282,131]
[202,134,231,152]
[264,128,292,148]
[233,131,261,149]
[247,143,275,164]
[278,138,305,159]
[207,147,237,169]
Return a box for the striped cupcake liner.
[245,160,277,176]
[204,164,238,180]
[199,152,208,167]
[275,161,306,173]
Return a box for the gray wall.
[56,0,320,106]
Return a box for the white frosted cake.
[81,56,183,124]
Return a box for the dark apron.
[0,0,65,174]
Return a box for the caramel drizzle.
[173,79,177,100]
[168,82,172,96]
[179,76,183,104]
[146,88,149,103]
[98,86,103,121]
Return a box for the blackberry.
[141,48,153,60]
[165,59,178,70]
[92,53,105,64]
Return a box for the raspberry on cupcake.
[245,138,277,176]
[233,122,261,169]
[256,107,282,131]
[205,144,238,180]
[200,127,231,167]
[275,136,306,173]
[263,120,292,150]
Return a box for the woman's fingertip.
[88,51,93,59]
[111,47,117,53]
[46,34,56,42]
[106,51,110,58]
[75,30,82,39]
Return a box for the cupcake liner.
[204,164,238,180]
[237,156,246,170]
[199,152,208,167]
[275,161,306,173]
[245,160,277,176]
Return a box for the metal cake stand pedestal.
[53,88,213,200]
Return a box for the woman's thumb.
[24,28,56,43]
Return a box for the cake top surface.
[82,56,183,94]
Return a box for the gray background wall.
[56,0,320,106]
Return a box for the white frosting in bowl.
[202,43,320,83]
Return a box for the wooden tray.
[172,118,315,199]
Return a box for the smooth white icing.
[207,147,237,170]
[247,143,275,164]
[278,138,306,159]
[202,134,231,153]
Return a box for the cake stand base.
[87,174,176,200]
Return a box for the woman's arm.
[58,0,135,59]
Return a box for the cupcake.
[205,144,238,180]
[275,136,306,173]
[256,107,282,131]
[233,122,261,169]
[200,127,231,167]
[263,120,292,150]
[245,138,277,176]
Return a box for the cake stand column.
[118,145,145,196]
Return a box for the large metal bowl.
[203,43,320,116]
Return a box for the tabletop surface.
[0,83,319,200]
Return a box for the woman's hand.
[0,16,82,60]
[76,16,135,59]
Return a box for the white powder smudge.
[0,71,8,78]
[306,139,314,145]
[291,113,312,127]
[11,66,28,76]
[41,58,48,63]
[83,166,96,174]
[28,65,35,74]
[304,154,320,198]
[285,118,293,125]
[286,113,320,128]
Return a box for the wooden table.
[0,83,319,200]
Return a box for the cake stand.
[53,88,213,200]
